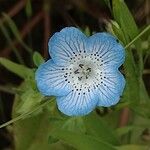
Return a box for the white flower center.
[62,52,106,94]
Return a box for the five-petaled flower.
[35,27,125,116]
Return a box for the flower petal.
[97,70,125,107]
[48,27,87,66]
[56,89,98,116]
[87,32,125,68]
[35,59,72,96]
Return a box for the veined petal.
[56,89,98,116]
[48,27,87,66]
[35,59,72,96]
[97,70,125,107]
[87,32,125,68]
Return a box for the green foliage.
[12,93,57,150]
[15,85,44,115]
[50,129,116,150]
[33,51,44,67]
[84,113,119,144]
[112,0,139,42]
[107,0,150,105]
[25,0,32,18]
[116,145,148,150]
[62,117,86,133]
[0,57,33,79]
[84,26,91,36]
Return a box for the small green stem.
[125,24,150,49]
[0,97,55,129]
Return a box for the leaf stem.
[125,24,150,49]
[0,97,55,129]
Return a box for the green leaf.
[84,26,91,36]
[116,145,148,150]
[129,115,150,144]
[84,113,119,145]
[12,86,60,150]
[110,0,149,106]
[0,57,33,79]
[33,51,44,67]
[62,117,86,133]
[16,88,44,115]
[112,0,139,43]
[25,0,32,18]
[116,126,133,137]
[106,20,126,44]
[48,136,59,144]
[51,129,116,150]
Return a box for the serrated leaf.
[84,113,119,145]
[51,129,116,150]
[0,57,33,79]
[33,51,44,67]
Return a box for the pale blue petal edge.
[48,27,87,66]
[56,89,99,116]
[35,59,72,96]
[97,70,125,107]
[87,32,125,68]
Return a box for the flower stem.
[0,97,55,129]
[125,24,150,49]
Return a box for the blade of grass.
[2,13,33,54]
[0,97,55,129]
[0,85,16,94]
[0,21,24,64]
[125,24,150,49]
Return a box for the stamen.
[74,69,79,74]
[78,77,82,81]
[86,68,91,72]
[79,64,84,68]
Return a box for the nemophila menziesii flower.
[35,27,125,116]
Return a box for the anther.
[79,64,84,68]
[74,69,79,74]
[86,68,91,72]
[78,77,82,81]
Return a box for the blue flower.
[35,27,125,116]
